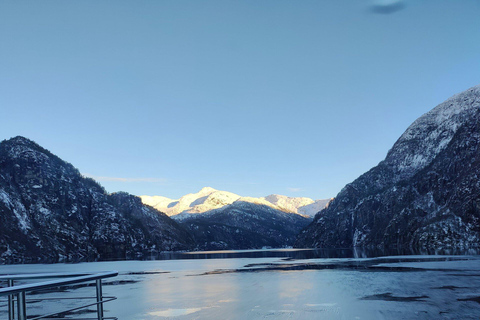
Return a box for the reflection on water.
[149,308,205,317]
[21,247,477,264]
[155,247,480,261]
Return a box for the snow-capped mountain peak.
[198,186,217,194]
[140,188,331,219]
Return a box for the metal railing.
[0,271,118,320]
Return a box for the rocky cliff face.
[296,85,480,249]
[0,137,193,263]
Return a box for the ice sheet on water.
[1,255,480,319]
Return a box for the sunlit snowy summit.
[141,188,331,250]
[141,187,331,220]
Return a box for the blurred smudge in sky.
[370,0,406,14]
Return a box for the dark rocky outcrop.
[296,85,480,249]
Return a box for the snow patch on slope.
[264,194,332,217]
[386,85,480,180]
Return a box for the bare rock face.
[0,137,193,263]
[296,85,480,249]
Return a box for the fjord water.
[1,249,480,319]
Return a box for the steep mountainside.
[0,137,193,263]
[296,85,480,249]
[141,188,330,219]
[182,200,311,250]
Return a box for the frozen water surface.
[1,250,480,319]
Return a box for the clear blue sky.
[1,0,479,200]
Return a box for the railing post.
[96,279,104,320]
[8,279,14,320]
[17,292,26,320]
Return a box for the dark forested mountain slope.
[182,200,311,250]
[0,137,193,263]
[296,85,480,249]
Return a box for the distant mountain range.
[296,85,480,249]
[140,187,331,219]
[141,188,331,250]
